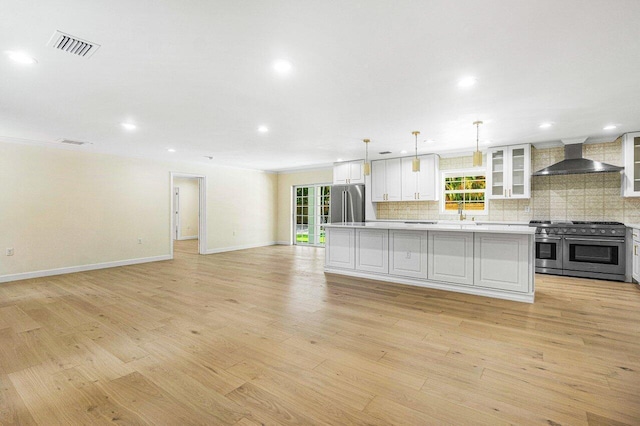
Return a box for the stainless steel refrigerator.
[330,184,365,223]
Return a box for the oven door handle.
[537,236,562,240]
[564,237,625,243]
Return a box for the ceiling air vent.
[57,139,91,146]
[47,30,100,59]
[379,151,392,155]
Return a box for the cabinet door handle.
[504,189,506,197]
[417,192,420,200]
[509,189,511,197]
[635,245,638,256]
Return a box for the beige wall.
[173,177,199,239]
[0,141,277,279]
[276,168,333,244]
[377,140,640,223]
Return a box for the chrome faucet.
[457,201,466,221]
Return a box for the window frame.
[440,168,489,216]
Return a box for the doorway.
[293,184,331,246]
[170,172,206,256]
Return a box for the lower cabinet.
[325,226,534,302]
[427,231,474,285]
[474,233,530,292]
[389,230,428,279]
[355,229,389,274]
[325,228,355,269]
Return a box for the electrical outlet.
[6,248,14,256]
[524,206,531,213]
[405,251,411,259]
[138,238,143,244]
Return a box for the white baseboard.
[205,241,276,254]
[0,254,172,284]
[177,236,198,240]
[276,241,291,245]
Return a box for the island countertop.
[324,221,535,235]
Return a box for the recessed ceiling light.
[5,50,37,65]
[400,150,408,154]
[273,59,293,74]
[539,122,553,129]
[425,139,435,144]
[336,158,343,162]
[121,122,137,131]
[167,148,176,153]
[258,125,269,133]
[458,76,477,88]
[483,139,492,145]
[603,125,617,130]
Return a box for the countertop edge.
[325,222,535,235]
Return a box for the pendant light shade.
[363,138,371,176]
[412,131,420,172]
[472,121,483,167]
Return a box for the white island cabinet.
[389,230,428,279]
[325,227,355,269]
[427,231,474,285]
[355,228,389,274]
[324,222,535,303]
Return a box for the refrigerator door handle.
[348,190,355,222]
[342,191,347,222]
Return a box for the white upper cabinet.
[401,154,439,201]
[622,132,640,197]
[371,158,402,202]
[333,160,364,185]
[486,144,531,199]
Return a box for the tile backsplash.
[376,138,640,223]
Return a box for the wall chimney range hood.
[532,140,623,176]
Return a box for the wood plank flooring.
[1,239,639,425]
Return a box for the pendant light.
[472,120,483,167]
[363,138,371,176]
[412,131,420,172]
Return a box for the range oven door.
[562,237,625,276]
[535,236,563,272]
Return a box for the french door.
[294,184,330,246]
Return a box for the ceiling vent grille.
[57,139,91,146]
[47,30,100,58]
[379,151,392,155]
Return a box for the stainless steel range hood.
[532,143,623,176]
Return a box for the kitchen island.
[324,222,536,303]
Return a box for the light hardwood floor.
[1,239,639,425]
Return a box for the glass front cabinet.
[623,132,640,197]
[486,144,531,199]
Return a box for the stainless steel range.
[530,220,626,281]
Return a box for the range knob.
[563,228,568,233]
[591,229,596,233]
[581,229,586,233]
[611,230,616,234]
[601,229,606,234]
[571,229,577,233]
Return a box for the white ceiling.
[2,0,640,171]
